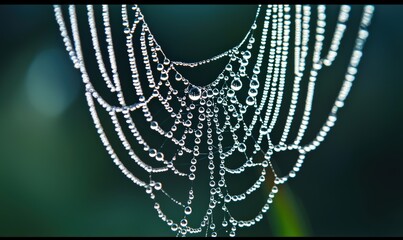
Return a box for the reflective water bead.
[243,50,251,59]
[250,79,260,89]
[160,71,168,81]
[240,59,248,67]
[238,143,246,152]
[156,152,164,161]
[195,130,202,138]
[189,173,195,180]
[148,148,157,157]
[154,182,162,190]
[246,96,255,106]
[231,79,242,91]
[253,66,260,74]
[171,224,178,231]
[184,206,192,215]
[227,89,235,97]
[248,88,258,97]
[180,219,188,227]
[188,86,201,101]
[260,127,268,134]
[156,63,164,71]
[175,73,182,81]
[146,186,152,194]
[150,121,158,130]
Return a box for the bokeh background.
[0,4,402,237]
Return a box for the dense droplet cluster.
[54,4,374,237]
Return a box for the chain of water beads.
[54,4,374,237]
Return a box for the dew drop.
[148,148,157,157]
[184,206,192,215]
[231,79,242,91]
[160,71,168,81]
[175,73,182,81]
[180,218,188,227]
[156,63,164,71]
[188,86,201,101]
[150,121,158,130]
[154,182,162,190]
[250,79,260,89]
[238,143,246,152]
[260,127,268,134]
[171,224,178,231]
[243,50,251,59]
[248,88,258,97]
[156,152,164,161]
[246,96,255,106]
[189,173,196,181]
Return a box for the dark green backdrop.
[0,4,402,237]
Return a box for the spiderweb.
[53,4,374,237]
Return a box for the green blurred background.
[0,4,402,237]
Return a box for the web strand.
[54,4,374,237]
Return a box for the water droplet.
[171,224,178,231]
[260,127,268,134]
[227,89,235,98]
[238,143,246,152]
[188,86,201,101]
[248,88,258,97]
[231,79,242,91]
[253,66,260,74]
[148,148,157,157]
[246,96,255,106]
[189,173,195,180]
[160,71,168,81]
[184,206,192,215]
[175,73,182,81]
[156,63,164,71]
[240,59,248,67]
[250,79,259,89]
[243,50,251,59]
[150,121,158,130]
[180,218,188,227]
[154,182,162,190]
[156,152,164,161]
